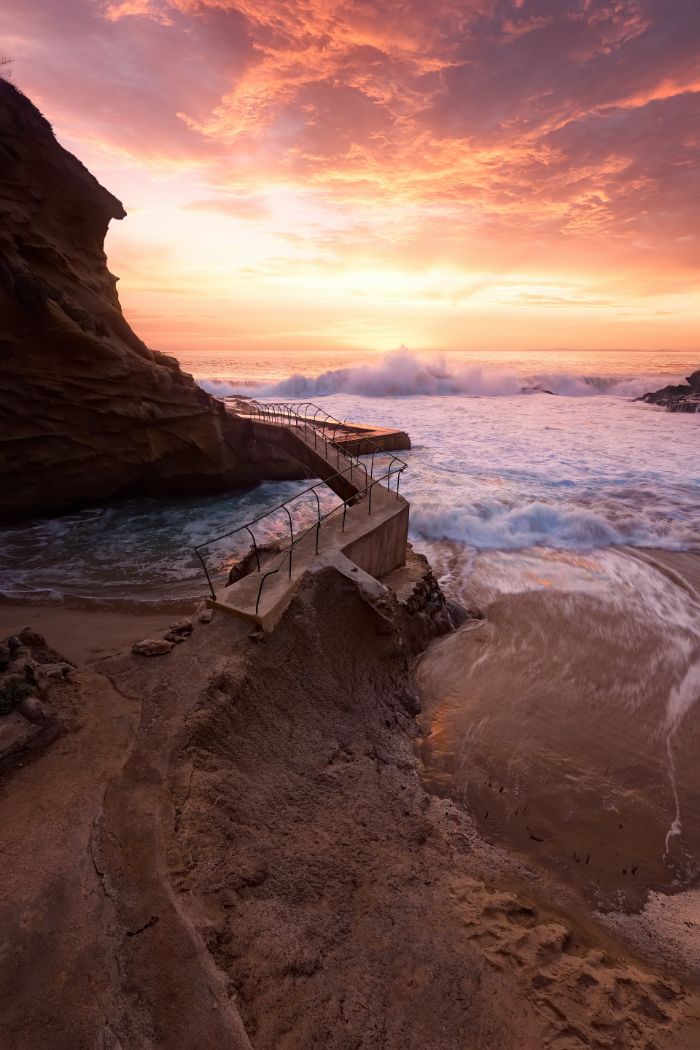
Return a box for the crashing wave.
[410,497,691,552]
[197,348,672,400]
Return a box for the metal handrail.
[241,398,408,474]
[193,458,378,597]
[242,398,405,497]
[254,464,404,614]
[193,398,408,606]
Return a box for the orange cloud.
[4,0,699,351]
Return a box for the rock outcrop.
[0,78,301,520]
[638,369,700,413]
[0,628,67,768]
[1,561,699,1047]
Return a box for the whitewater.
[196,347,699,554]
[0,348,698,605]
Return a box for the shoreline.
[1,542,698,644]
[416,545,700,971]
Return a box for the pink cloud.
[4,0,699,350]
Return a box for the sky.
[3,0,700,353]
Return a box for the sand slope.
[1,563,699,1047]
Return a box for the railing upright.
[197,398,408,609]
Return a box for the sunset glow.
[6,0,699,352]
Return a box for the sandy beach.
[0,604,179,666]
[3,560,700,1048]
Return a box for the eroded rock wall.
[0,79,301,519]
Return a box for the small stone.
[199,609,213,624]
[40,662,72,680]
[164,632,186,643]
[168,618,194,636]
[8,642,31,664]
[132,639,174,657]
[10,656,39,683]
[0,674,34,716]
[18,628,48,649]
[17,694,49,725]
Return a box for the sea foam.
[197,348,671,400]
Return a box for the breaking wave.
[197,348,670,400]
[411,498,693,552]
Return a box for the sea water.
[0,348,697,606]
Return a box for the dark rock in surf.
[637,369,700,413]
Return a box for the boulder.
[228,541,286,584]
[17,694,50,725]
[0,673,35,715]
[131,639,174,657]
[39,662,73,681]
[18,628,48,649]
[638,369,700,413]
[168,618,194,636]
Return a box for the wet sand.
[0,604,182,666]
[632,548,700,596]
[417,547,700,938]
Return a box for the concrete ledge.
[211,410,410,631]
[213,484,409,631]
[341,501,409,579]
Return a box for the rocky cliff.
[0,78,300,521]
[638,369,700,413]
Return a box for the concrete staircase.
[197,403,410,631]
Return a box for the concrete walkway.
[212,418,410,630]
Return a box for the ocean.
[0,348,698,607]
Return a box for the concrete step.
[209,408,410,631]
[213,481,408,631]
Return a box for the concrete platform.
[225,399,411,455]
[212,481,408,631]
[299,417,411,455]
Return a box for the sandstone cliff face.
[0,79,299,520]
[639,369,700,413]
